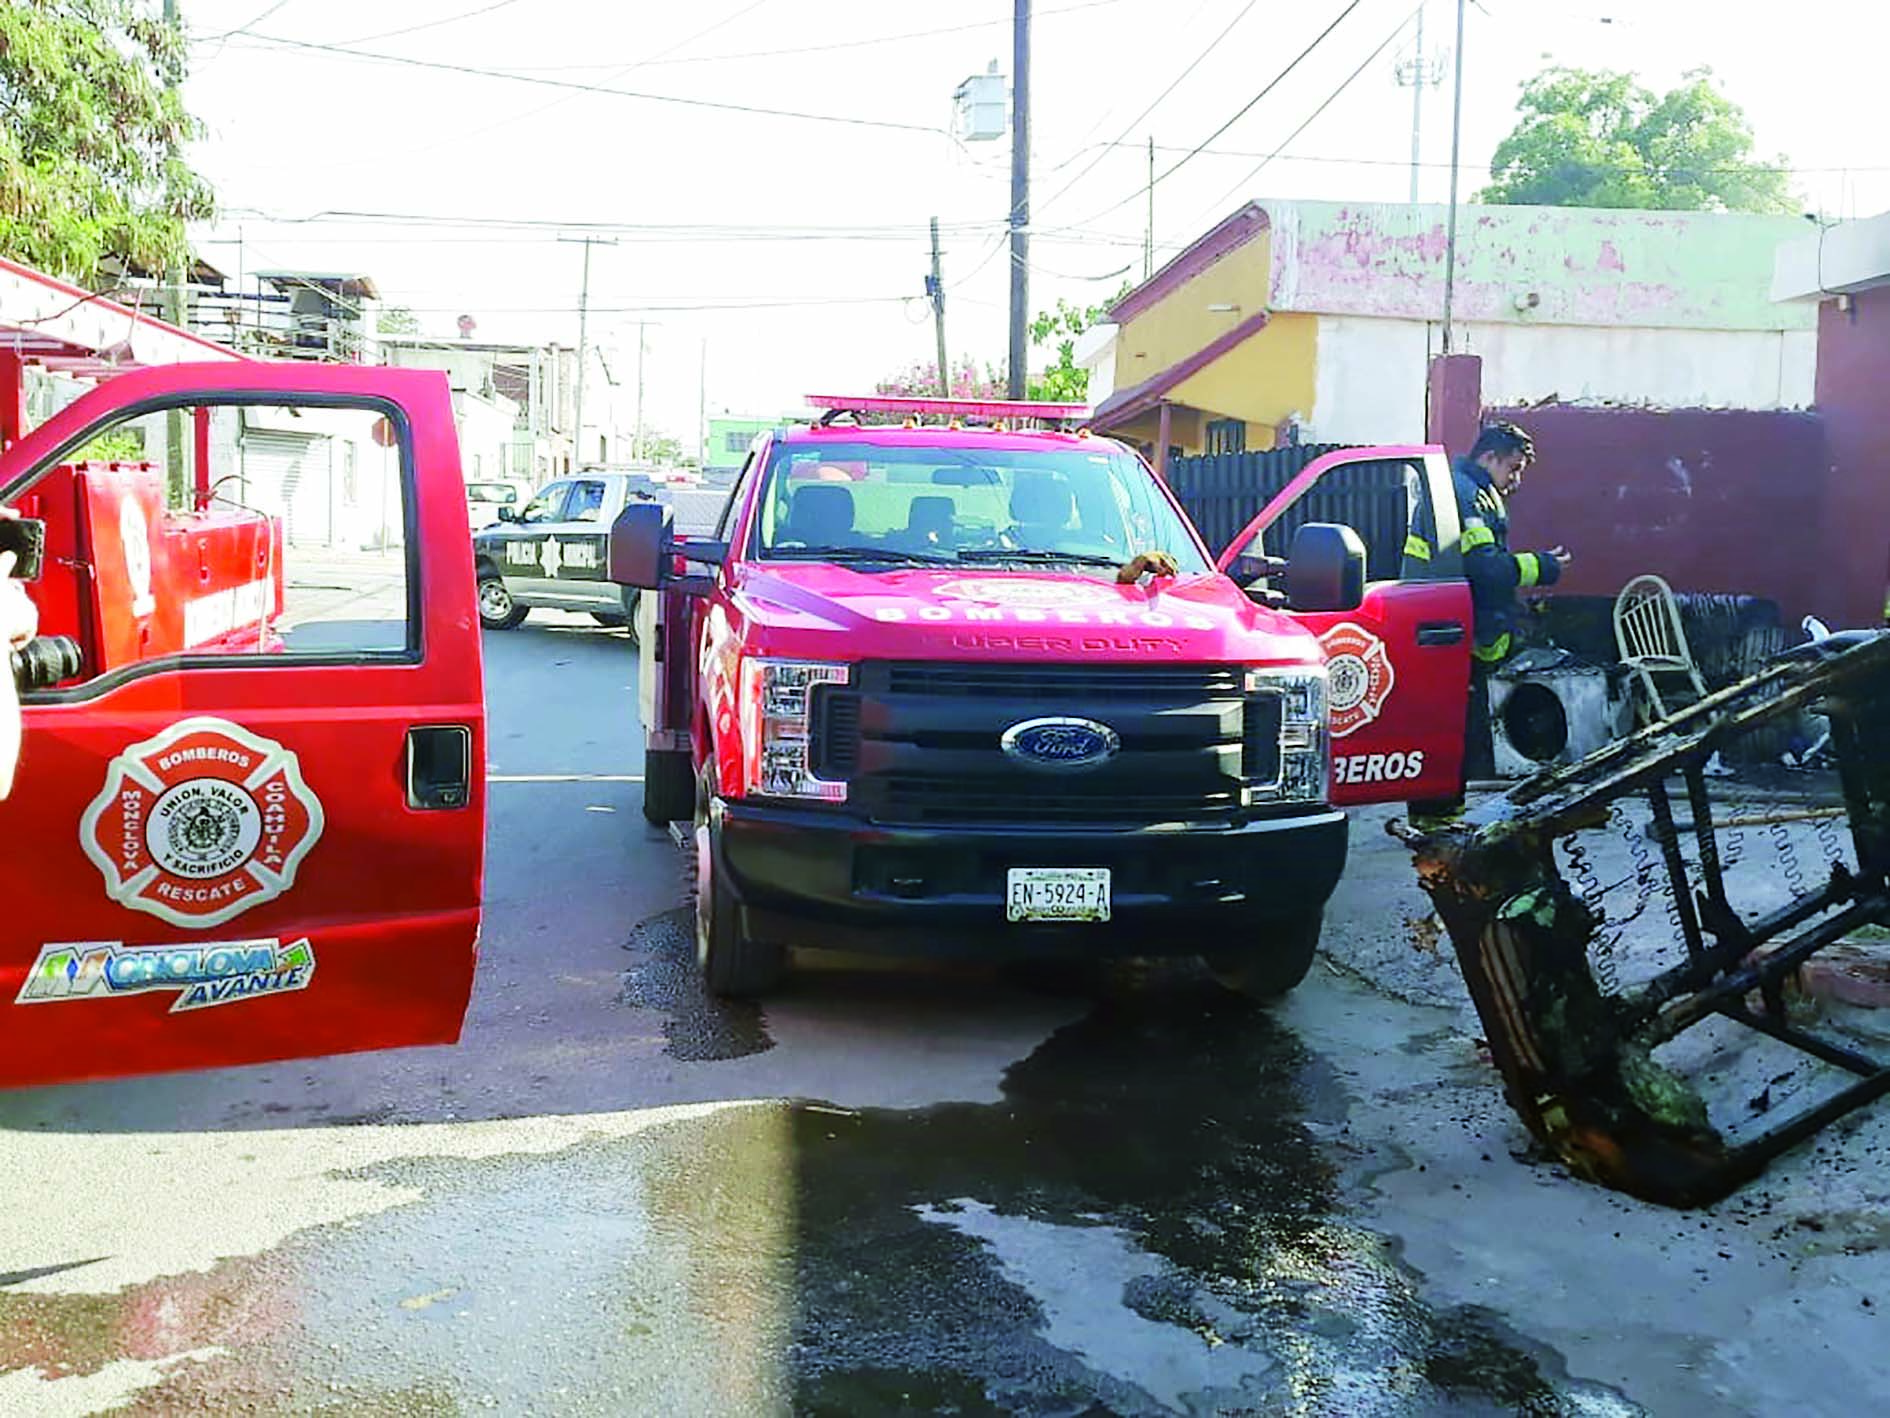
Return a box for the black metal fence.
[1167,443,1417,580]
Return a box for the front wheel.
[478,575,529,630]
[696,776,786,997]
[1202,909,1323,999]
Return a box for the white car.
[466,478,534,531]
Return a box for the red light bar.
[805,393,1089,421]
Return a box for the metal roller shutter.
[239,429,332,546]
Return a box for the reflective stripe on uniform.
[1403,533,1432,562]
[1516,551,1541,588]
[1460,523,1496,552]
[1472,632,1513,664]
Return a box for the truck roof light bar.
[804,393,1090,429]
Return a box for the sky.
[178,0,1890,451]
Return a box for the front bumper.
[713,800,1349,959]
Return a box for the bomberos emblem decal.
[1319,622,1395,740]
[80,717,326,930]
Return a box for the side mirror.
[1285,522,1366,613]
[496,506,517,522]
[607,501,674,589]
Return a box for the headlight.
[1242,666,1329,805]
[738,658,852,802]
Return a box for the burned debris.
[1396,631,1890,1208]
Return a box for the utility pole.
[1441,0,1467,354]
[1144,137,1156,280]
[1394,3,1445,204]
[633,322,647,464]
[698,338,708,468]
[559,234,616,471]
[162,0,188,503]
[927,217,950,396]
[1006,0,1031,399]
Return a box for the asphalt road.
[1,614,1883,1416]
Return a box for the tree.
[876,357,1007,401]
[639,431,684,465]
[377,306,421,335]
[0,1,214,287]
[1480,67,1793,214]
[1026,298,1105,403]
[1025,284,1130,403]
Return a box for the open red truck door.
[0,363,484,1089]
[1219,445,1474,808]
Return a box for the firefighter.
[1410,421,1570,822]
[0,509,37,799]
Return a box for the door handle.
[407,725,473,810]
[1416,621,1466,647]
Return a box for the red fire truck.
[0,362,485,1091]
[613,394,1475,999]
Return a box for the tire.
[642,748,695,825]
[1203,909,1323,999]
[589,588,642,633]
[695,770,786,997]
[478,575,529,630]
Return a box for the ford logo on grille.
[1000,716,1120,771]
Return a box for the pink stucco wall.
[1492,402,1832,630]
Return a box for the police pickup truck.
[473,472,649,629]
[474,473,730,630]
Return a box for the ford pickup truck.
[607,395,1475,999]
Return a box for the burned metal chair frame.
[1401,631,1890,1207]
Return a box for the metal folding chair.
[1614,573,1710,726]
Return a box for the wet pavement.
[2,612,1881,1415]
[0,977,1633,1417]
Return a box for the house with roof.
[1085,200,1815,470]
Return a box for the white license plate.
[1006,867,1112,923]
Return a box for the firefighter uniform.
[1404,455,1563,801]
[1450,456,1562,663]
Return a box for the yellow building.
[1091,205,1311,465]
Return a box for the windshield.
[750,441,1211,573]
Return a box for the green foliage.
[74,427,146,463]
[0,0,215,286]
[639,430,685,464]
[1025,285,1130,403]
[1480,67,1793,214]
[377,305,421,335]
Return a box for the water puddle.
[618,906,774,1061]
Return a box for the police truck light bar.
[805,393,1089,425]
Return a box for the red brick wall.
[1491,402,1832,630]
[1810,287,1890,626]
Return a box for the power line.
[218,31,947,135]
[431,0,777,160]
[1035,0,1265,219]
[413,0,1127,71]
[365,296,920,315]
[1068,0,1367,229]
[1193,1,1426,220]
[324,0,528,47]
[1066,142,1887,177]
[203,0,294,41]
[216,206,1005,236]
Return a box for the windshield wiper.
[955,548,1127,569]
[766,545,956,567]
